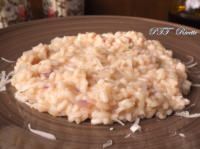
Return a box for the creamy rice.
[11,31,191,124]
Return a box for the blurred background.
[0,0,200,29]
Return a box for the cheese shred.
[124,133,131,139]
[28,123,56,140]
[191,84,200,87]
[186,62,198,69]
[102,140,113,149]
[0,71,14,92]
[130,118,141,134]
[114,119,125,126]
[1,57,15,63]
[175,111,200,118]
[179,133,186,138]
[184,55,194,65]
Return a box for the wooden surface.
[0,16,200,149]
[85,0,172,20]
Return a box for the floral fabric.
[0,0,28,28]
[43,0,84,17]
[0,0,84,29]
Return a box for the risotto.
[11,31,191,124]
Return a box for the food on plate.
[11,31,191,124]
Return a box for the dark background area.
[85,0,172,20]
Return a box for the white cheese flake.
[124,133,131,139]
[179,133,186,138]
[109,127,114,131]
[114,119,125,126]
[102,139,113,149]
[175,111,200,118]
[192,84,200,87]
[184,55,194,65]
[28,123,56,140]
[0,71,14,92]
[130,118,141,133]
[1,57,15,63]
[186,62,198,69]
[0,86,6,91]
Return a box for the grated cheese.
[189,103,196,108]
[184,55,194,65]
[130,118,141,134]
[179,133,186,138]
[186,62,198,69]
[175,111,200,118]
[1,57,15,63]
[28,123,56,140]
[192,84,200,87]
[102,139,113,149]
[114,119,125,126]
[0,71,14,92]
[124,133,131,139]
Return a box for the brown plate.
[0,16,200,149]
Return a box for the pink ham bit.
[41,70,52,78]
[74,87,80,93]
[77,100,89,107]
[43,85,49,89]
[77,99,93,108]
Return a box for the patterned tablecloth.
[0,0,84,29]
